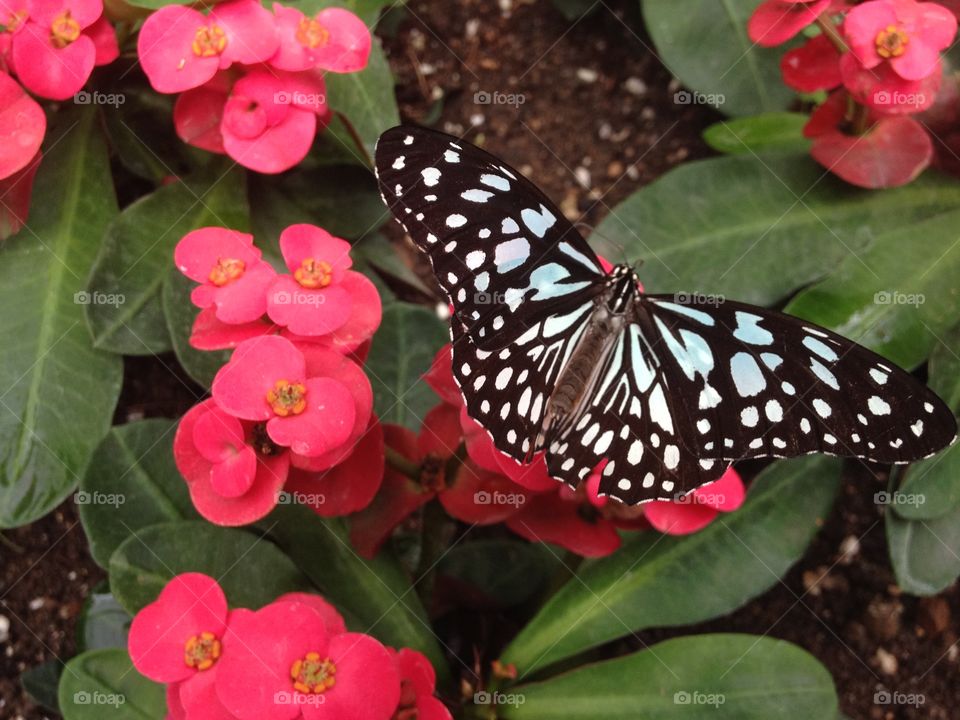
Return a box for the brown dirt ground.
[1,1,957,719]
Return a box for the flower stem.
[415,499,449,606]
[851,100,871,135]
[385,444,421,480]
[815,15,849,54]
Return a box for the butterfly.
[373,125,958,505]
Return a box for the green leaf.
[499,634,837,719]
[501,456,840,675]
[249,163,387,244]
[22,660,63,713]
[366,303,447,430]
[893,324,960,520]
[326,39,400,159]
[85,165,248,355]
[641,0,796,117]
[785,208,960,369]
[58,649,165,720]
[887,506,960,596]
[161,269,231,388]
[702,113,811,155]
[354,232,431,298]
[109,521,312,615]
[592,155,960,306]
[262,504,449,682]
[292,0,399,25]
[78,587,131,652]
[79,419,198,567]
[0,106,122,527]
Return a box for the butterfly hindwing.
[375,127,605,350]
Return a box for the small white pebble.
[624,77,647,95]
[28,597,44,611]
[0,615,9,643]
[576,67,598,83]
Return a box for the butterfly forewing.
[375,127,605,349]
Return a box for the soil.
[1,1,957,719]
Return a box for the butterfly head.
[606,264,642,314]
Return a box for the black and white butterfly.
[374,125,958,505]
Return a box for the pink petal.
[209,261,277,324]
[270,4,321,72]
[137,5,220,94]
[439,461,530,525]
[747,0,831,46]
[190,307,274,351]
[0,73,44,179]
[299,343,373,440]
[693,466,746,511]
[506,493,622,558]
[174,400,217,486]
[781,33,843,92]
[178,668,237,720]
[223,103,316,173]
[216,602,329,720]
[192,403,247,463]
[304,271,382,354]
[304,633,400,720]
[189,449,289,526]
[209,447,258,497]
[211,0,279,67]
[424,345,463,407]
[417,403,463,460]
[266,376,356,456]
[843,0,897,68]
[266,275,353,336]
[166,683,187,720]
[128,573,228,683]
[12,26,94,100]
[212,335,307,421]
[86,16,118,65]
[279,224,353,277]
[309,8,371,73]
[916,0,958,48]
[285,416,384,516]
[394,648,436,698]
[891,36,942,80]
[644,500,720,535]
[174,83,228,153]
[27,0,100,28]
[278,67,329,115]
[175,227,260,284]
[276,592,347,636]
[0,150,39,240]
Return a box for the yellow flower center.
[208,257,246,286]
[3,9,27,33]
[50,11,80,48]
[192,24,227,58]
[876,24,909,58]
[266,379,307,417]
[294,258,333,289]
[290,652,336,694]
[184,631,221,670]
[296,17,330,49]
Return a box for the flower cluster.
[173,224,383,525]
[129,573,451,720]
[0,0,118,234]
[748,0,958,187]
[138,0,371,173]
[351,344,746,559]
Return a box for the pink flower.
[839,50,941,113]
[174,399,290,526]
[276,592,347,636]
[215,601,401,720]
[390,648,452,720]
[8,0,117,100]
[844,0,956,81]
[137,0,278,94]
[781,33,844,92]
[128,573,229,684]
[0,71,43,180]
[267,225,360,336]
[270,5,371,73]
[642,467,746,535]
[748,0,833,47]
[211,335,357,458]
[190,306,274,351]
[175,227,278,325]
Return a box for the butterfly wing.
[374,126,606,350]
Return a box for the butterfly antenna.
[574,223,630,266]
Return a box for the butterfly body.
[374,125,957,505]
